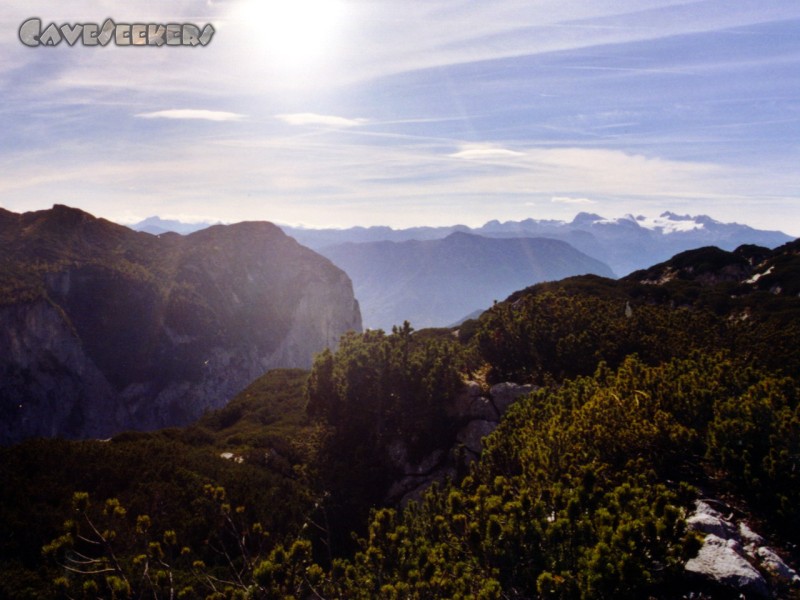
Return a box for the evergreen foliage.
[2,241,800,598]
[305,323,465,551]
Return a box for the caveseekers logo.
[19,18,215,47]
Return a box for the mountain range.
[132,211,792,329]
[132,215,223,236]
[320,232,614,330]
[282,211,792,277]
[2,208,799,599]
[0,205,361,444]
[132,212,793,279]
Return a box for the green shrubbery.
[3,260,799,598]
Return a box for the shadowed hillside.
[320,232,615,329]
[1,239,799,599]
[0,205,361,444]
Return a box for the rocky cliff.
[0,205,361,444]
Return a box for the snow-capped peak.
[634,212,707,234]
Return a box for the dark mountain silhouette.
[503,238,800,333]
[625,239,800,292]
[319,232,614,330]
[0,205,361,444]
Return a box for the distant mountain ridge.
[320,232,614,330]
[131,215,220,235]
[128,212,792,329]
[286,212,792,276]
[0,205,361,444]
[131,212,793,277]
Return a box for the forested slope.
[1,241,798,599]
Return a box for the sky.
[0,1,799,235]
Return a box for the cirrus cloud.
[136,109,246,122]
[551,196,597,205]
[275,113,368,127]
[449,143,526,160]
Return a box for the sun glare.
[234,0,348,73]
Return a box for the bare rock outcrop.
[684,500,800,598]
[387,380,535,505]
[686,534,770,598]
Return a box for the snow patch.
[634,212,706,233]
[745,266,774,284]
[220,452,244,464]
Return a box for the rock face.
[686,534,770,598]
[386,381,535,505]
[684,500,800,598]
[448,381,535,459]
[0,205,361,444]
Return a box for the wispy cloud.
[136,110,246,122]
[552,196,597,205]
[320,1,800,87]
[1,126,796,233]
[275,113,368,128]
[450,144,525,160]
[0,1,799,234]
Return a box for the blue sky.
[1,1,799,234]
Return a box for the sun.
[233,0,348,72]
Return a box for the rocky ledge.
[386,380,535,505]
[685,500,799,598]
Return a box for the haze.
[0,1,798,235]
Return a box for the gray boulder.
[457,419,498,455]
[739,522,766,548]
[448,381,498,421]
[755,547,800,586]
[490,382,535,414]
[683,498,800,597]
[686,501,737,539]
[685,534,770,598]
[387,380,533,506]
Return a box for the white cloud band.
[275,113,367,127]
[136,109,245,122]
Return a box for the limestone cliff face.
[0,205,361,444]
[271,268,363,368]
[0,300,118,442]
